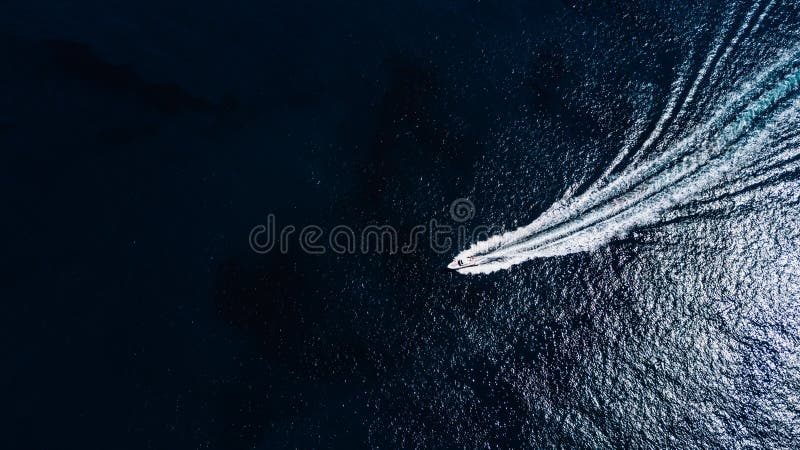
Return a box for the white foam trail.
[453,40,800,275]
[497,45,798,239]
[669,2,744,126]
[593,55,694,186]
[692,99,800,202]
[588,1,755,189]
[710,0,767,83]
[745,0,778,44]
[698,0,770,115]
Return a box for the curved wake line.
[453,38,800,275]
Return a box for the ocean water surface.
[3,0,800,448]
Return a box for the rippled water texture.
[365,0,800,446]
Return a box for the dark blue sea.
[4,0,800,447]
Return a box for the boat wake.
[451,0,800,274]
